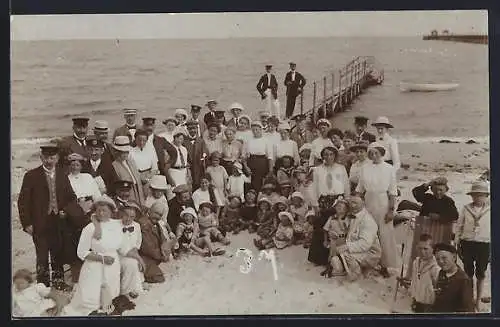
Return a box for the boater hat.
[123,108,138,115]
[368,142,386,156]
[180,207,197,219]
[466,181,490,195]
[93,120,109,132]
[149,175,168,190]
[372,116,393,128]
[40,145,59,156]
[206,99,218,106]
[259,111,271,118]
[229,102,245,112]
[113,136,132,152]
[237,114,251,125]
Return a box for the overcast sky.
[11,10,488,40]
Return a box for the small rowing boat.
[400,82,459,92]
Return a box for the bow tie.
[379,137,384,141]
[127,125,136,130]
[123,226,134,233]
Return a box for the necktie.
[123,226,134,233]
[178,147,186,166]
[326,172,333,191]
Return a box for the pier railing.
[294,56,384,128]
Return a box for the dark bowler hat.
[87,138,104,148]
[265,64,272,69]
[191,105,202,112]
[433,242,457,255]
[114,180,133,190]
[72,117,90,127]
[354,116,369,125]
[40,145,59,156]
[185,119,199,127]
[291,113,306,122]
[142,117,156,125]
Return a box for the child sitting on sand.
[226,162,250,203]
[220,195,243,234]
[240,189,258,232]
[255,198,275,239]
[398,234,440,313]
[198,201,230,245]
[322,198,350,277]
[254,211,295,250]
[289,191,309,244]
[176,207,225,257]
[272,196,290,226]
[12,269,65,317]
[278,179,293,199]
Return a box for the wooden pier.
[422,30,487,45]
[293,56,384,128]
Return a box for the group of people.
[14,95,490,316]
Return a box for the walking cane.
[390,242,406,313]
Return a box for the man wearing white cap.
[113,108,138,144]
[372,116,401,171]
[92,120,114,163]
[226,102,245,129]
[256,65,281,119]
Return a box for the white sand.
[11,140,490,315]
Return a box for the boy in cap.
[17,145,76,290]
[432,243,475,313]
[203,99,218,126]
[183,119,209,190]
[56,117,90,171]
[284,62,307,119]
[256,64,281,118]
[189,104,206,137]
[113,180,134,209]
[82,137,116,195]
[455,181,491,310]
[353,116,376,144]
[113,108,138,143]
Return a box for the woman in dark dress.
[308,194,338,268]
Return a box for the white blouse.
[235,130,254,144]
[274,139,300,164]
[309,137,334,166]
[265,131,281,149]
[192,188,225,210]
[349,158,371,185]
[243,137,273,159]
[355,162,397,196]
[77,219,125,260]
[312,163,349,197]
[120,221,142,255]
[129,146,158,172]
[375,133,401,171]
[68,173,102,200]
[173,145,189,167]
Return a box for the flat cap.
[93,120,109,131]
[142,117,156,125]
[433,243,457,255]
[114,180,133,190]
[72,117,90,126]
[40,145,59,156]
[191,105,202,111]
[123,108,138,115]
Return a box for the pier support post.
[312,81,317,124]
[331,72,335,112]
[338,70,342,109]
[323,76,327,118]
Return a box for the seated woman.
[62,195,124,316]
[329,196,382,282]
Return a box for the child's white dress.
[120,221,145,295]
[12,283,55,317]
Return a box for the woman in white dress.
[235,115,253,144]
[274,121,299,164]
[311,146,350,210]
[355,144,400,278]
[129,129,159,198]
[309,119,335,167]
[62,195,124,316]
[371,116,401,172]
[159,117,178,144]
[264,116,281,159]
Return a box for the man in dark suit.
[183,120,208,190]
[82,137,116,196]
[203,99,218,126]
[354,116,376,144]
[256,64,280,118]
[141,117,171,177]
[56,117,90,170]
[189,104,206,137]
[290,114,314,149]
[112,180,134,209]
[284,62,307,119]
[17,145,76,289]
[92,120,115,163]
[113,108,138,144]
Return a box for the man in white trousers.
[256,64,281,119]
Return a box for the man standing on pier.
[284,62,306,119]
[256,64,281,119]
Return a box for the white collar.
[42,165,55,174]
[91,158,101,163]
[73,133,86,142]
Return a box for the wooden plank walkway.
[292,56,384,128]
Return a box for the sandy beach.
[10,138,490,315]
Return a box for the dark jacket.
[357,131,376,144]
[256,74,278,99]
[284,71,306,96]
[81,157,116,196]
[56,135,88,169]
[412,184,459,223]
[290,128,315,150]
[432,268,475,313]
[183,136,208,189]
[138,217,166,262]
[167,197,196,232]
[17,166,76,235]
[113,125,136,144]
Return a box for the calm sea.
[10,37,489,144]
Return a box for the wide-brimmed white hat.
[180,207,198,219]
[149,175,168,190]
[371,116,394,128]
[466,181,490,195]
[278,211,294,224]
[92,194,117,212]
[229,102,245,111]
[113,136,132,152]
[174,108,188,119]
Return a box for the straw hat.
[368,142,387,156]
[123,108,137,115]
[371,116,394,128]
[237,114,251,124]
[92,194,117,212]
[316,118,331,128]
[180,207,197,219]
[162,117,179,126]
[112,136,132,152]
[229,102,245,112]
[93,120,109,132]
[278,211,294,224]
[175,108,188,119]
[149,175,168,190]
[67,153,85,162]
[199,201,215,211]
[466,181,490,195]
